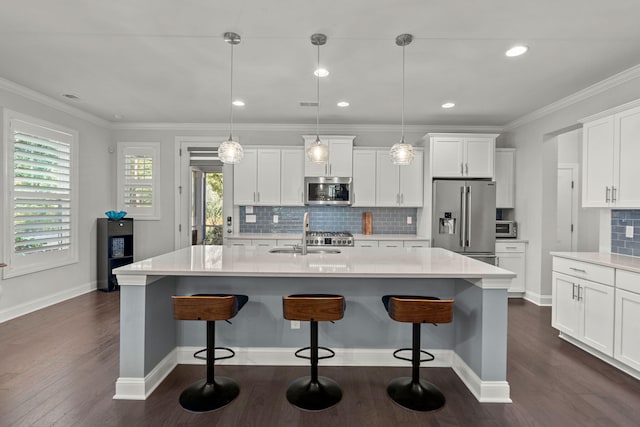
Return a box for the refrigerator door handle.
[466,186,471,248]
[460,185,466,248]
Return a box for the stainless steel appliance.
[496,220,517,238]
[306,231,354,247]
[432,179,496,264]
[304,177,352,205]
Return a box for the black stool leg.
[286,321,342,411]
[179,321,240,412]
[387,323,446,412]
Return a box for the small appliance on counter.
[306,231,354,247]
[496,220,517,238]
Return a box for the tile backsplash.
[611,210,640,256]
[239,206,418,234]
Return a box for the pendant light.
[389,33,415,166]
[218,32,244,164]
[307,33,329,163]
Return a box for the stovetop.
[307,231,354,246]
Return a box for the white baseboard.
[0,281,96,323]
[110,346,509,403]
[114,348,178,400]
[524,291,552,306]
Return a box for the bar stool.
[381,295,454,412]
[282,294,345,411]
[172,293,248,412]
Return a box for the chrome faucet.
[301,211,310,255]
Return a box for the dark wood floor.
[1,293,640,426]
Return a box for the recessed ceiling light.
[62,93,80,100]
[232,100,245,107]
[337,101,350,107]
[505,45,528,57]
[314,68,329,77]
[441,102,455,109]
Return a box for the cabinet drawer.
[108,220,133,236]
[252,239,277,247]
[553,257,614,286]
[379,240,403,248]
[495,242,525,253]
[616,269,640,294]
[404,240,430,248]
[355,240,379,248]
[277,239,301,247]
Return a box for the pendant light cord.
[401,44,405,144]
[316,43,320,141]
[229,42,234,141]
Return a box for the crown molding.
[0,76,110,128]
[110,121,503,134]
[504,63,640,130]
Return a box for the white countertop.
[352,234,429,241]
[227,233,428,241]
[115,246,514,281]
[551,251,640,274]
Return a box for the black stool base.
[286,376,342,411]
[179,377,240,413]
[387,376,445,412]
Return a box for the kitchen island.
[113,245,515,403]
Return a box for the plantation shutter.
[11,121,72,255]
[117,143,160,219]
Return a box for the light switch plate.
[290,320,300,329]
[246,214,257,223]
[246,206,254,214]
[626,225,634,238]
[273,215,279,223]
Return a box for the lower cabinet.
[614,270,640,371]
[495,242,526,294]
[224,238,277,247]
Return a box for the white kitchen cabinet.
[277,239,302,247]
[354,240,379,248]
[280,148,305,206]
[251,239,277,248]
[551,258,615,357]
[495,241,525,294]
[352,149,377,206]
[224,238,277,247]
[429,133,497,178]
[224,238,251,247]
[404,240,430,248]
[581,104,640,208]
[379,240,403,248]
[495,148,515,208]
[233,148,281,205]
[614,270,640,371]
[375,150,423,207]
[303,135,354,177]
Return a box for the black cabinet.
[97,218,134,292]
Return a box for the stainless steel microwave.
[304,177,352,205]
[496,220,517,238]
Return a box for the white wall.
[0,86,112,321]
[503,76,640,305]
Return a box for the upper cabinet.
[303,135,354,177]
[495,148,515,208]
[233,148,281,205]
[280,148,305,206]
[429,133,498,178]
[376,150,424,207]
[352,149,377,207]
[581,103,640,208]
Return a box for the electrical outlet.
[273,215,279,224]
[246,214,256,223]
[407,216,412,225]
[290,320,300,329]
[626,225,634,238]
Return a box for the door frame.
[557,163,579,251]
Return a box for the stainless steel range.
[306,231,354,247]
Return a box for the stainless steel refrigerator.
[432,179,496,264]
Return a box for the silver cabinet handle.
[569,267,587,273]
[253,191,256,202]
[496,257,500,267]
[572,283,577,300]
[329,164,332,175]
[396,193,400,204]
[612,186,617,203]
[577,285,583,301]
[257,192,260,202]
[400,193,404,204]
[505,246,518,250]
[465,163,469,174]
[606,186,610,203]
[460,163,464,175]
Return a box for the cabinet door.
[579,279,614,356]
[256,150,281,205]
[552,272,580,335]
[328,138,353,177]
[281,149,304,206]
[614,289,640,371]
[495,149,515,208]
[465,137,494,178]
[430,136,464,177]
[233,149,258,205]
[376,151,400,206]
[614,106,640,207]
[496,252,525,293]
[399,150,423,206]
[352,150,376,206]
[582,116,614,207]
[304,138,328,177]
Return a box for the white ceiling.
[1,0,640,126]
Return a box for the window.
[3,109,78,278]
[117,142,161,220]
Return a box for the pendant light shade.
[390,33,415,166]
[218,32,244,165]
[307,33,329,163]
